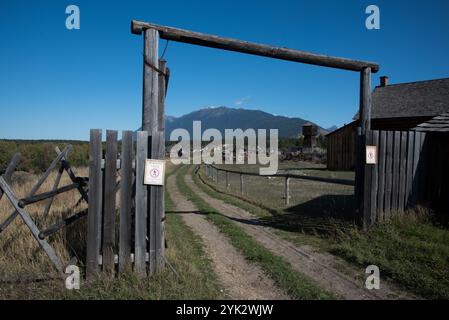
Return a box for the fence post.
[240,174,244,195]
[284,176,290,205]
[225,171,229,189]
[215,167,219,184]
[86,129,103,280]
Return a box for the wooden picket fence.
[86,129,165,279]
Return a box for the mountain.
[139,106,329,140]
[326,125,338,132]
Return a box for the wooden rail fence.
[205,164,354,206]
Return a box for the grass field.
[0,164,221,299]
[197,164,449,299]
[213,162,354,217]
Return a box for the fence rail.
[205,164,353,205]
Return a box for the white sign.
[144,159,165,185]
[366,145,377,164]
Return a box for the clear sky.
[1,0,449,140]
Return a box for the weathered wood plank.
[410,131,422,206]
[42,165,64,222]
[405,131,414,208]
[398,131,407,212]
[135,131,148,277]
[119,131,133,273]
[284,176,290,205]
[102,130,118,275]
[131,20,379,73]
[391,131,401,213]
[86,129,103,280]
[362,131,374,227]
[376,131,386,221]
[370,131,379,224]
[383,131,393,219]
[149,131,164,274]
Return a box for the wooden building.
[327,77,449,170]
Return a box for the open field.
[213,161,355,218]
[197,164,449,299]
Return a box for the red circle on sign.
[150,168,160,177]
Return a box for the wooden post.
[225,171,229,189]
[240,174,244,195]
[355,67,373,228]
[142,28,159,133]
[87,129,103,280]
[119,131,133,273]
[157,59,167,272]
[135,131,148,277]
[284,176,290,205]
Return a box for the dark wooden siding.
[326,116,434,171]
[326,123,356,171]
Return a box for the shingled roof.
[354,77,449,119]
[413,113,449,132]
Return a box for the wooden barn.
[327,76,449,171]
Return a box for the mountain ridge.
[141,106,332,139]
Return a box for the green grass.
[196,165,449,300]
[0,164,222,300]
[331,215,449,299]
[176,165,334,300]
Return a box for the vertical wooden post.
[216,168,219,184]
[135,131,148,277]
[240,174,244,195]
[356,67,372,228]
[87,129,103,280]
[102,130,118,275]
[284,176,290,205]
[225,171,229,189]
[157,59,167,272]
[142,28,159,133]
[119,131,133,273]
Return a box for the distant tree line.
[0,140,89,173]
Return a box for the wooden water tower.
[302,123,318,148]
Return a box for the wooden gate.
[86,129,165,279]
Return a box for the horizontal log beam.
[131,20,379,73]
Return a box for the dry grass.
[0,168,88,279]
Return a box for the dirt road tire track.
[190,167,414,300]
[166,170,289,300]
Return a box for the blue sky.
[1,0,449,140]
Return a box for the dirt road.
[166,172,289,300]
[188,167,412,300]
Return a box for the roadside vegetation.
[176,165,334,300]
[0,164,222,299]
[196,164,449,299]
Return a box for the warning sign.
[366,145,377,164]
[144,159,165,185]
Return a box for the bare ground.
[166,172,289,300]
[189,168,414,300]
